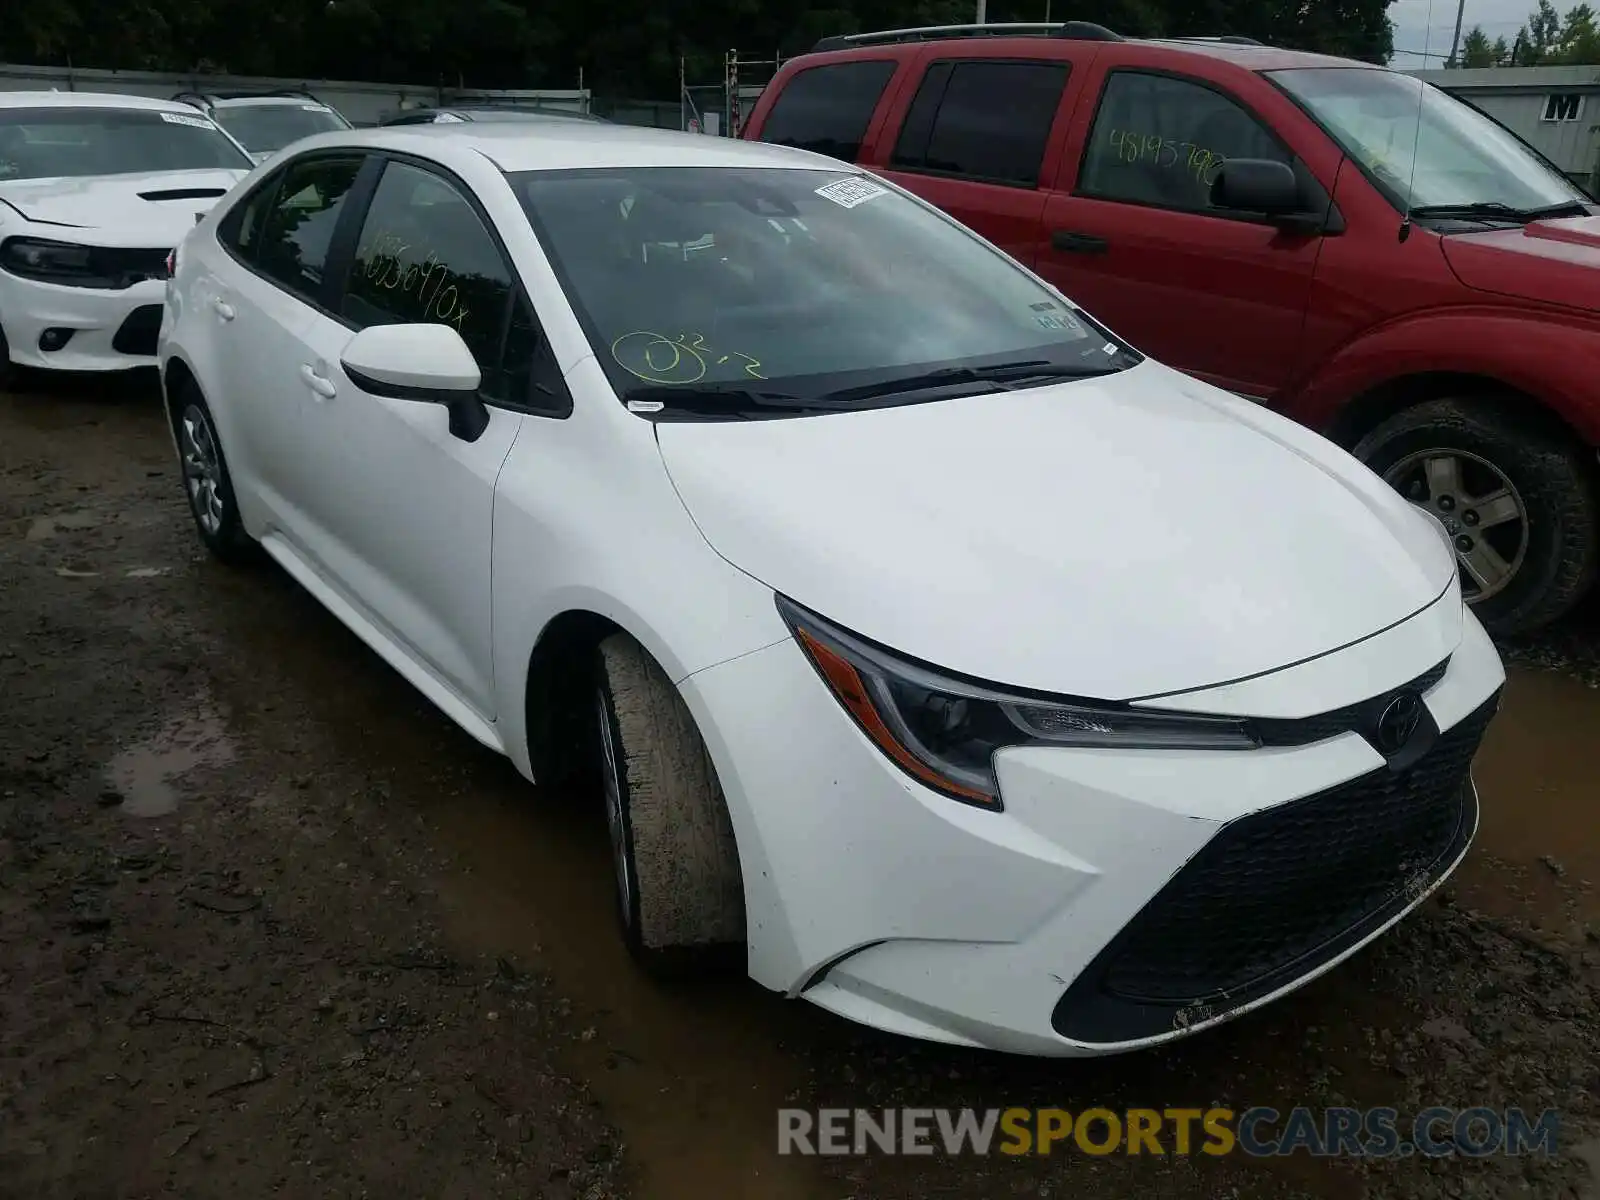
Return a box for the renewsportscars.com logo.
[777,1106,1562,1158]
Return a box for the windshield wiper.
[821,360,1122,405]
[1407,200,1591,223]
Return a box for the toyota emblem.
[1375,692,1424,754]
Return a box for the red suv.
[743,21,1600,635]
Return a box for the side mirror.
[340,323,489,442]
[1210,159,1322,232]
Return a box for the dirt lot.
[1,374,1597,1200]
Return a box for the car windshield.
[1270,67,1589,214]
[0,107,253,181]
[211,102,349,153]
[513,166,1137,412]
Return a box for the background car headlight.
[1,236,95,279]
[0,236,165,289]
[777,596,1259,810]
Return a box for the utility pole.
[976,0,986,23]
[1447,0,1468,67]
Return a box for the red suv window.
[890,58,1069,187]
[755,59,897,162]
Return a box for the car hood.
[1440,216,1600,311]
[0,169,249,242]
[656,362,1455,701]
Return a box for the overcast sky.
[1389,0,1538,66]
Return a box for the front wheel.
[1354,398,1597,635]
[594,632,744,976]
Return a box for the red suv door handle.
[1052,230,1110,255]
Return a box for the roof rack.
[1168,34,1266,45]
[811,20,1123,52]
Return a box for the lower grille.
[1052,691,1499,1045]
[111,305,164,357]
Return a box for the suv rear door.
[861,42,1093,268]
[1036,48,1330,399]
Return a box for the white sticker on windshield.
[815,177,888,209]
[301,103,332,112]
[434,112,466,124]
[160,112,218,131]
[626,399,665,413]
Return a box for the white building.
[1407,64,1600,190]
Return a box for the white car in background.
[0,92,253,382]
[158,123,1506,1056]
[172,90,355,164]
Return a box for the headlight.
[1,236,95,278]
[777,597,1259,810]
[0,237,167,288]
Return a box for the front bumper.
[680,594,1505,1056]
[0,271,166,372]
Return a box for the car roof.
[298,121,849,173]
[797,29,1377,73]
[0,90,207,114]
[210,95,327,108]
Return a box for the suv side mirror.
[340,323,490,443]
[1211,159,1322,232]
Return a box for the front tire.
[173,386,257,565]
[595,632,744,976]
[1354,397,1597,635]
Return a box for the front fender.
[1285,306,1600,447]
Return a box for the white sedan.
[157,121,1506,1056]
[0,92,253,382]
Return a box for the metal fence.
[0,62,589,127]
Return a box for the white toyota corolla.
[158,122,1505,1056]
[0,91,253,382]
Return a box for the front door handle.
[299,363,337,399]
[212,298,236,321]
[1051,230,1110,255]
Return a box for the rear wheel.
[1354,397,1597,635]
[173,386,257,565]
[594,632,744,976]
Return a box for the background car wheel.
[594,632,744,976]
[1354,397,1597,636]
[173,386,257,565]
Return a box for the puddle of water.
[105,704,237,817]
[1460,665,1600,924]
[26,510,100,541]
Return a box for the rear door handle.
[1051,230,1110,255]
[299,363,337,399]
[212,298,236,321]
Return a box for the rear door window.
[756,60,897,162]
[254,154,364,302]
[892,59,1070,187]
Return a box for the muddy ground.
[1,374,1597,1200]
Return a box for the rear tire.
[594,632,744,976]
[1354,397,1597,636]
[172,385,258,566]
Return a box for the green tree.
[1554,2,1600,62]
[1456,25,1495,66]
[1519,0,1565,62]
[1491,34,1512,63]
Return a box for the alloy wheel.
[179,404,225,536]
[1384,449,1528,603]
